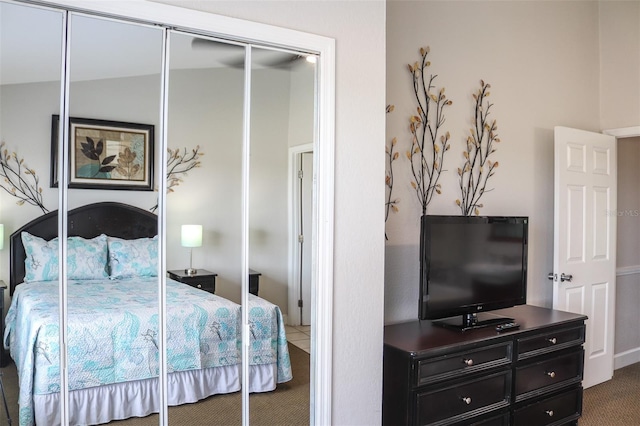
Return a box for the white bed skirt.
[34,363,278,425]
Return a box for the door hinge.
[298,170,304,179]
[298,299,303,308]
[298,234,304,243]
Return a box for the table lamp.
[181,224,202,275]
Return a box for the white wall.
[250,67,294,310]
[599,1,640,130]
[165,66,245,301]
[385,0,602,323]
[288,61,315,147]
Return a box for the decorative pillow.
[22,232,58,282]
[22,232,109,282]
[108,235,158,279]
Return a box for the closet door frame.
[46,0,336,424]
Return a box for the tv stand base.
[433,312,514,331]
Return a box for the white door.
[289,144,313,326]
[553,126,616,388]
[300,152,313,326]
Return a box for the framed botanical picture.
[51,115,154,190]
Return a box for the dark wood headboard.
[9,202,158,295]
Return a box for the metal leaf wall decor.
[456,80,501,216]
[406,46,452,216]
[385,104,399,240]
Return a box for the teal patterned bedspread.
[4,278,292,425]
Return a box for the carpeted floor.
[0,343,309,425]
[581,361,640,425]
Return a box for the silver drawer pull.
[197,284,202,288]
[548,337,557,344]
[461,397,472,405]
[546,410,554,417]
[463,358,474,366]
[546,371,556,378]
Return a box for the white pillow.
[107,235,158,279]
[22,232,109,282]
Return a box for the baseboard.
[614,347,640,369]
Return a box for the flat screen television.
[419,215,528,330]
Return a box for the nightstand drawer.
[513,386,582,426]
[415,370,511,426]
[167,270,216,294]
[517,325,585,360]
[417,342,512,386]
[189,280,214,292]
[515,349,583,401]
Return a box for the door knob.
[547,273,556,281]
[560,273,573,282]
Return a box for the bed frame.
[9,202,157,295]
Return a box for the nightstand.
[168,269,217,294]
[249,269,261,296]
[0,281,6,367]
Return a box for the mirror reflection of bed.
[0,1,315,424]
[4,203,293,425]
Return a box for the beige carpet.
[581,362,640,425]
[0,343,309,425]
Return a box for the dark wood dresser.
[383,304,587,426]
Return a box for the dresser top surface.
[384,304,587,354]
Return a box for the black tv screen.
[419,215,528,329]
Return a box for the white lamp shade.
[181,225,203,248]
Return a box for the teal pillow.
[107,235,158,279]
[22,232,109,282]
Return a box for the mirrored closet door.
[165,31,246,424]
[0,2,64,425]
[65,12,164,424]
[0,1,330,424]
[248,45,316,424]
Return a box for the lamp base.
[185,267,198,276]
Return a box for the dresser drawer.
[517,325,585,361]
[417,342,512,386]
[515,349,583,401]
[415,370,511,426]
[469,411,510,426]
[513,386,582,426]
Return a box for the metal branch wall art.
[456,80,501,216]
[166,145,203,193]
[406,46,452,216]
[385,104,399,240]
[0,142,49,214]
[150,145,204,212]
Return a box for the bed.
[3,202,292,425]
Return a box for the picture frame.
[51,115,154,190]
